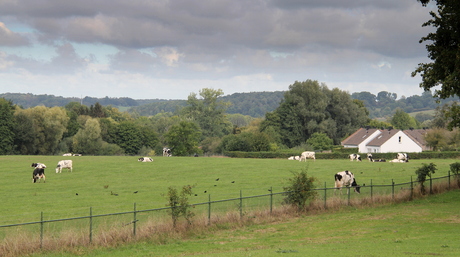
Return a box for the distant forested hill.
[1,90,458,119]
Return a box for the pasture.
[0,155,457,226]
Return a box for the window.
[398,136,401,143]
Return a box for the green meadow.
[1,155,460,256]
[0,155,457,225]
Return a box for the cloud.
[0,22,30,46]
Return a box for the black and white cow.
[299,151,315,161]
[163,148,172,157]
[32,168,45,183]
[56,160,73,173]
[334,170,360,194]
[349,154,362,161]
[367,153,373,162]
[397,153,409,162]
[138,157,153,162]
[31,163,46,169]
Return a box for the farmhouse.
[341,127,429,153]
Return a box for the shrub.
[165,185,195,228]
[282,169,317,211]
[415,163,437,194]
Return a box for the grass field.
[1,155,460,256]
[0,155,458,225]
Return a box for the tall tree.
[165,121,201,156]
[261,80,368,147]
[73,118,104,155]
[0,98,16,154]
[182,88,232,138]
[390,108,419,130]
[413,0,460,128]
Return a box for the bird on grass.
[111,191,118,196]
[133,191,138,194]
[215,178,219,181]
[76,193,78,196]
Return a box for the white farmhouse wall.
[379,130,422,153]
[358,130,382,153]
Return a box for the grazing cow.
[31,163,46,169]
[367,153,373,162]
[349,154,362,161]
[397,153,409,162]
[334,170,360,194]
[138,157,153,162]
[288,156,295,160]
[56,160,73,173]
[299,151,315,161]
[73,154,82,156]
[163,148,172,157]
[32,168,45,183]
[62,153,72,156]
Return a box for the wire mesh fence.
[1,172,458,249]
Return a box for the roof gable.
[342,128,380,146]
[367,129,400,146]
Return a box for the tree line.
[0,79,458,156]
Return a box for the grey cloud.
[0,22,30,46]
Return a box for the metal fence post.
[270,187,273,214]
[370,179,373,202]
[239,190,243,219]
[448,170,451,190]
[40,211,44,249]
[392,179,395,200]
[324,182,327,209]
[410,176,413,200]
[89,207,92,244]
[207,194,211,226]
[133,203,137,237]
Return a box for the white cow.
[349,154,361,161]
[299,151,315,161]
[163,148,172,157]
[334,170,361,194]
[288,156,295,160]
[389,159,406,163]
[56,160,73,173]
[138,157,153,162]
[397,153,409,162]
[62,153,72,156]
[294,156,301,161]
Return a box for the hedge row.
[224,151,460,160]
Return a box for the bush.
[282,169,317,211]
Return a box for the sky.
[0,0,436,100]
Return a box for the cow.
[294,156,300,160]
[389,159,406,163]
[56,160,73,173]
[367,153,373,162]
[32,167,46,183]
[138,157,153,162]
[397,153,409,162]
[62,153,72,156]
[373,159,386,162]
[349,154,362,161]
[288,156,295,160]
[31,163,46,169]
[163,148,172,157]
[299,151,315,161]
[73,154,82,156]
[334,170,360,194]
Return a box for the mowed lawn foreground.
[0,155,457,224]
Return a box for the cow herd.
[286,152,410,194]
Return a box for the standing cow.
[56,160,73,173]
[334,170,360,194]
[163,148,172,157]
[31,163,46,183]
[299,151,315,161]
